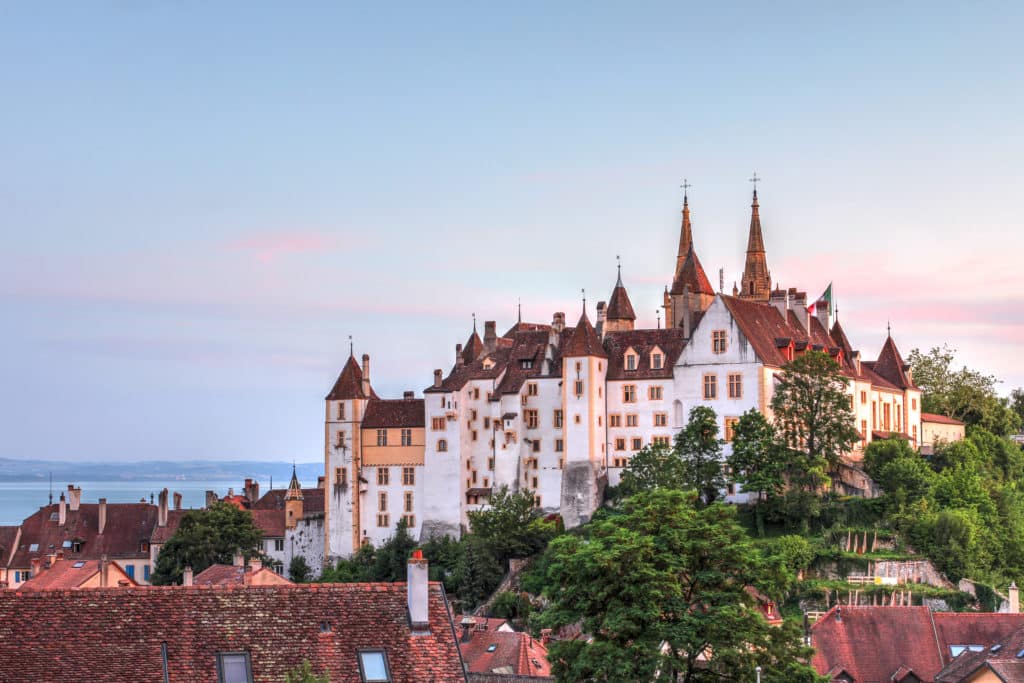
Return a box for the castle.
[322,189,922,561]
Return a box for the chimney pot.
[455,343,464,367]
[233,551,244,567]
[1010,582,1020,613]
[433,369,443,388]
[68,486,82,512]
[249,557,262,572]
[173,492,182,510]
[100,555,109,588]
[362,354,371,395]
[158,489,169,527]
[404,390,414,399]
[98,498,107,535]
[182,565,193,587]
[58,493,67,526]
[407,550,430,631]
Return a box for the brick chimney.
[433,369,443,388]
[769,287,790,320]
[552,312,565,334]
[182,565,193,587]
[1010,582,1019,613]
[58,493,67,526]
[68,485,82,512]
[460,617,475,643]
[407,549,429,632]
[403,390,415,399]
[98,498,107,535]
[595,301,606,337]
[233,551,244,567]
[158,489,169,528]
[173,492,182,510]
[99,555,109,588]
[455,343,464,367]
[361,354,371,396]
[30,557,42,579]
[249,557,262,572]
[483,321,497,354]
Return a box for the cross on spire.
[749,172,761,200]
[680,178,692,201]
[581,288,586,313]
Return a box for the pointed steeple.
[326,353,372,400]
[739,187,772,301]
[670,194,714,297]
[462,318,484,364]
[285,464,304,501]
[563,309,608,358]
[605,262,636,332]
[874,333,915,389]
[677,192,693,272]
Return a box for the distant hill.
[0,458,323,484]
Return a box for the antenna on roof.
[348,335,353,357]
[517,298,522,324]
[656,310,661,329]
[49,472,53,505]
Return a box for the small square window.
[216,652,253,683]
[358,649,392,682]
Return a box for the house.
[458,616,552,680]
[936,624,1024,682]
[250,469,327,577]
[921,413,967,455]
[0,551,467,682]
[17,556,137,590]
[811,605,1024,682]
[191,556,293,587]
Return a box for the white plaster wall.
[325,397,363,560]
[420,390,463,541]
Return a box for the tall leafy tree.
[676,406,725,506]
[618,441,688,497]
[151,502,265,585]
[467,486,555,566]
[727,409,785,536]
[541,490,822,682]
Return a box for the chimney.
[30,557,42,578]
[460,617,475,643]
[233,551,244,567]
[68,485,82,512]
[205,490,218,508]
[46,552,57,568]
[249,557,262,572]
[552,312,565,334]
[182,565,193,587]
[361,354,371,396]
[158,489,169,527]
[404,390,415,399]
[816,297,831,331]
[433,369,443,388]
[1010,582,1019,613]
[769,287,790,320]
[595,301,606,338]
[483,321,497,354]
[173,492,182,510]
[98,498,107,534]
[407,549,429,631]
[58,493,67,526]
[455,343,464,367]
[852,350,862,375]
[100,555,109,588]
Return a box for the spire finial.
[348,335,353,357]
[749,172,761,199]
[681,178,692,203]
[616,255,622,286]
[517,298,522,324]
[581,288,586,314]
[887,320,891,337]
[656,310,661,329]
[472,313,477,333]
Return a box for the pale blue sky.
[2,2,1022,461]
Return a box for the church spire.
[739,176,771,301]
[676,180,693,273]
[606,259,636,332]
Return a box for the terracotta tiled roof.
[193,564,293,587]
[670,247,715,296]
[460,627,551,677]
[325,355,377,401]
[253,488,325,515]
[362,398,425,428]
[0,525,19,566]
[922,412,966,426]
[463,331,484,364]
[874,335,917,390]
[502,321,551,337]
[494,330,550,395]
[150,509,188,545]
[10,503,156,569]
[249,509,285,539]
[562,311,607,358]
[861,361,903,392]
[937,623,1024,682]
[811,606,1024,682]
[605,272,636,321]
[603,328,687,380]
[830,320,855,360]
[0,583,467,682]
[17,558,137,591]
[720,295,800,367]
[425,347,512,394]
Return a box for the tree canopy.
[151,502,264,585]
[540,489,822,682]
[727,409,786,536]
[675,406,725,506]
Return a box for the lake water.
[0,480,251,526]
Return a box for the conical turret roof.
[563,309,608,358]
[606,269,636,321]
[325,354,374,400]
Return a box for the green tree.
[289,555,312,583]
[908,345,1021,435]
[618,441,688,498]
[541,490,823,682]
[676,406,725,506]
[284,659,329,683]
[453,534,505,609]
[467,487,555,567]
[1011,388,1024,426]
[320,542,376,582]
[371,517,417,582]
[727,409,785,536]
[151,502,264,585]
[771,351,859,530]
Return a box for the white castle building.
[323,189,922,561]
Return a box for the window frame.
[376,428,388,446]
[623,384,637,403]
[727,372,743,399]
[703,373,718,400]
[712,330,728,354]
[216,652,253,683]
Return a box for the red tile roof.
[325,355,377,401]
[0,526,19,567]
[192,563,293,587]
[0,583,467,682]
[463,331,484,364]
[811,606,1024,682]
[459,626,551,677]
[605,274,636,321]
[252,488,325,515]
[17,558,137,591]
[603,328,687,380]
[874,335,918,390]
[922,413,965,427]
[249,509,285,539]
[10,503,156,569]
[937,623,1024,682]
[720,295,799,367]
[670,247,715,296]
[150,509,188,545]
[362,398,426,428]
[562,311,607,358]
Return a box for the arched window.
[673,400,684,428]
[437,439,448,452]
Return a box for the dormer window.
[520,359,533,369]
[216,652,253,683]
[482,357,495,370]
[652,352,664,370]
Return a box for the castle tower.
[325,349,375,562]
[559,307,608,529]
[665,192,715,330]
[603,264,636,334]
[739,190,772,301]
[284,465,304,530]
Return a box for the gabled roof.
[875,335,917,390]
[606,272,636,321]
[830,320,855,360]
[253,488,325,515]
[249,509,285,539]
[193,563,293,587]
[151,509,188,545]
[425,347,512,394]
[10,503,157,568]
[937,623,1024,682]
[562,310,607,358]
[719,295,799,367]
[933,612,1024,664]
[460,626,551,678]
[670,247,716,296]
[0,583,467,682]
[921,412,966,427]
[362,398,425,429]
[603,328,687,380]
[17,558,137,591]
[325,355,376,401]
[0,525,19,566]
[493,330,551,395]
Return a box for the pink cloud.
[223,232,346,263]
